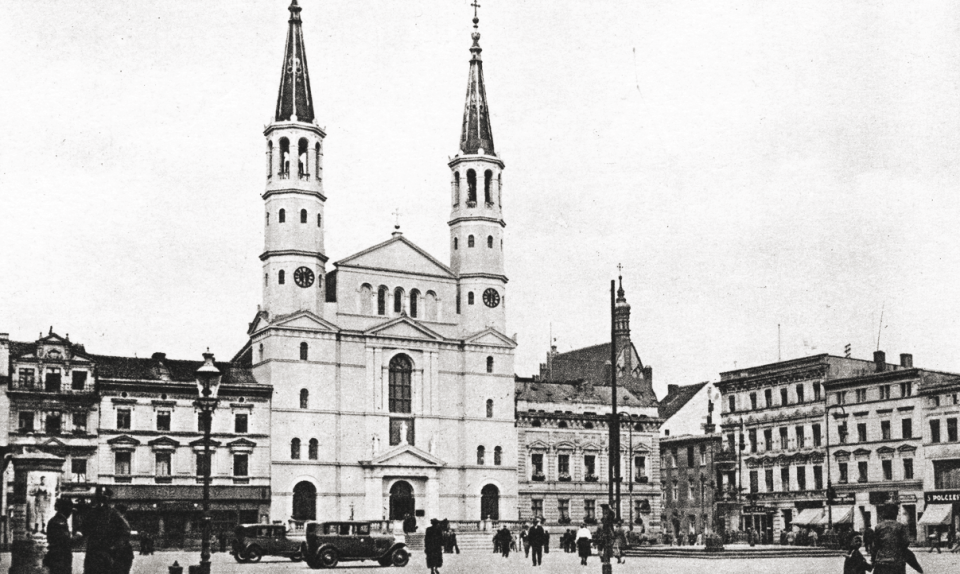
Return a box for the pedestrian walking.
[612,521,627,564]
[871,504,918,574]
[424,518,444,574]
[219,529,228,553]
[82,487,133,574]
[863,526,875,555]
[576,523,593,566]
[529,518,546,566]
[113,504,134,574]
[520,523,530,558]
[844,537,873,574]
[45,498,78,574]
[497,525,512,557]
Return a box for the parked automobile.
[304,521,408,568]
[232,523,307,563]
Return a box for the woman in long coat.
[576,524,593,566]
[424,519,444,574]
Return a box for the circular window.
[161,393,167,400]
[121,392,128,398]
[239,397,245,403]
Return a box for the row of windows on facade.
[357,285,439,320]
[18,410,88,434]
[267,209,322,226]
[727,383,823,412]
[834,383,913,405]
[285,347,495,377]
[928,417,960,443]
[113,451,251,480]
[267,137,322,181]
[728,418,914,453]
[528,453,647,480]
[105,408,251,433]
[663,479,713,504]
[15,368,88,391]
[452,169,501,208]
[527,498,647,523]
[739,459,915,494]
[662,444,710,468]
[452,235,499,250]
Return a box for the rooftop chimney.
[874,350,886,373]
[900,353,913,369]
[151,352,166,361]
[667,384,680,396]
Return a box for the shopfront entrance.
[921,491,960,543]
[740,506,774,543]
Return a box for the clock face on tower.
[294,267,315,288]
[483,288,500,308]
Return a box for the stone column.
[9,452,65,574]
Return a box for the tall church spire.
[275,0,315,123]
[459,3,495,154]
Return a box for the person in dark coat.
[844,537,873,574]
[424,518,444,574]
[871,504,915,574]
[497,526,512,557]
[82,488,132,574]
[45,498,77,574]
[863,527,875,555]
[403,513,418,534]
[528,518,546,566]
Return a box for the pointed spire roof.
[459,6,495,154]
[275,0,315,123]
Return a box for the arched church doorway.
[292,481,317,521]
[480,484,500,520]
[389,481,415,520]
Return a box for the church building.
[233,1,518,527]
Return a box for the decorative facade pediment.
[463,328,517,348]
[148,436,181,450]
[853,448,871,458]
[107,435,141,450]
[364,317,445,342]
[271,310,341,333]
[525,439,551,451]
[897,444,917,454]
[336,235,455,279]
[189,437,222,451]
[833,449,850,460]
[360,443,445,468]
[227,438,256,453]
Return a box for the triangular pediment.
[271,311,341,333]
[246,310,269,336]
[464,328,517,348]
[147,436,181,448]
[336,235,455,279]
[365,317,445,342]
[39,437,69,450]
[227,438,257,448]
[526,440,550,451]
[361,443,445,468]
[107,435,141,447]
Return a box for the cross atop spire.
[616,264,627,302]
[275,0,315,123]
[459,3,495,154]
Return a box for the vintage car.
[304,521,408,568]
[232,523,308,563]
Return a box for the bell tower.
[449,5,507,334]
[261,0,328,318]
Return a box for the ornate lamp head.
[195,351,222,400]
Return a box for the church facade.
[232,1,518,526]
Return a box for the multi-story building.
[917,368,960,541]
[230,1,518,527]
[659,434,721,539]
[517,278,661,530]
[715,353,883,538]
[659,382,721,438]
[96,351,271,546]
[823,351,928,540]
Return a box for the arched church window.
[279,209,286,223]
[425,291,438,321]
[468,292,475,305]
[359,284,373,315]
[477,446,485,465]
[497,173,503,206]
[487,235,493,248]
[484,170,493,204]
[279,138,290,178]
[453,172,461,206]
[291,438,301,459]
[467,169,477,204]
[315,142,322,181]
[317,213,322,227]
[388,355,412,414]
[453,237,458,250]
[266,141,273,180]
[468,235,475,248]
[394,287,404,314]
[486,398,493,418]
[258,343,264,362]
[300,389,309,409]
[456,290,461,314]
[300,342,308,361]
[486,357,494,374]
[494,446,502,465]
[279,270,285,284]
[377,286,387,316]
[308,438,318,460]
[300,209,307,223]
[410,290,420,318]
[264,273,268,287]
[298,138,309,179]
[266,213,269,226]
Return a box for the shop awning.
[821,506,853,525]
[918,504,953,526]
[793,508,824,526]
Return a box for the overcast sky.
[2,1,960,398]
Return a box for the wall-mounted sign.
[925,491,960,505]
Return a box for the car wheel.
[246,546,263,563]
[390,547,410,567]
[234,550,248,564]
[319,547,339,568]
[291,544,306,561]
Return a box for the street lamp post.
[195,351,222,574]
[824,403,845,531]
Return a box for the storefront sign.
[742,506,773,514]
[869,491,900,505]
[925,491,960,504]
[830,493,856,505]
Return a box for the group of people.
[45,487,134,574]
[781,526,820,546]
[423,518,463,574]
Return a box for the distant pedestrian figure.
[520,523,530,557]
[576,524,593,566]
[219,530,228,553]
[612,521,627,564]
[863,526,875,554]
[83,487,133,574]
[497,526,512,557]
[403,513,417,534]
[45,498,77,574]
[424,518,444,574]
[528,518,546,566]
